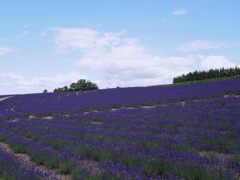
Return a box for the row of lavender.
[1,79,240,120]
[0,120,166,179]
[0,96,239,179]
[0,143,59,180]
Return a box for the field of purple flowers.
[0,79,240,179]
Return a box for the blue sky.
[0,0,240,95]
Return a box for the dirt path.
[224,94,240,98]
[0,96,14,102]
[0,142,71,180]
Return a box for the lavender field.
[0,79,240,180]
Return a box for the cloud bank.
[177,40,229,52]
[51,28,197,87]
[0,47,15,55]
[200,56,237,70]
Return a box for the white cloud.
[51,28,100,52]
[24,25,31,28]
[0,73,24,80]
[51,28,196,87]
[21,31,30,35]
[74,49,197,87]
[177,40,230,52]
[200,56,237,70]
[17,86,35,90]
[0,47,15,55]
[0,82,11,86]
[172,9,188,15]
[0,37,8,41]
[47,27,238,89]
[0,71,96,94]
[79,22,88,26]
[162,18,168,21]
[51,28,126,55]
[39,32,47,37]
[17,72,90,91]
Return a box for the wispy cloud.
[51,27,125,54]
[0,82,11,86]
[79,22,88,26]
[1,71,91,94]
[39,32,47,37]
[21,31,30,35]
[200,56,236,70]
[0,37,9,41]
[24,25,31,28]
[13,31,30,38]
[0,47,15,55]
[177,40,230,52]
[0,72,24,80]
[172,9,188,15]
[17,72,89,91]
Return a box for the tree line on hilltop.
[53,79,98,92]
[173,67,240,83]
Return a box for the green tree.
[173,66,240,84]
[62,86,68,91]
[54,79,98,92]
[53,88,64,92]
[75,79,98,91]
[69,83,77,91]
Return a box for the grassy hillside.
[150,75,240,87]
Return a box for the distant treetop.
[53,79,98,92]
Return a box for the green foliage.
[24,131,31,138]
[0,134,5,142]
[11,143,26,153]
[233,154,240,164]
[60,111,69,115]
[43,89,48,93]
[54,79,98,92]
[74,146,89,157]
[70,79,98,91]
[33,155,45,165]
[52,139,65,149]
[31,134,39,141]
[71,167,91,180]
[92,134,104,140]
[141,102,154,106]
[143,159,166,176]
[173,67,240,83]
[45,156,58,169]
[151,75,240,87]
[0,172,18,180]
[53,86,68,92]
[58,160,76,174]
